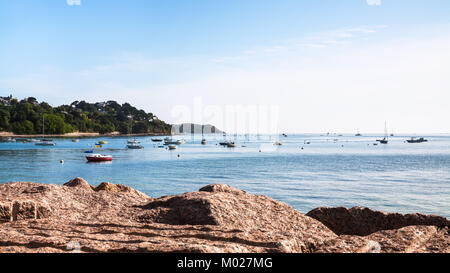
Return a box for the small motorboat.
[164,139,184,145]
[168,145,177,150]
[4,137,16,143]
[274,142,283,146]
[127,139,140,144]
[127,143,144,149]
[201,139,207,145]
[226,142,237,148]
[406,137,428,143]
[72,139,80,143]
[86,154,113,162]
[151,138,163,142]
[378,138,388,144]
[219,141,229,146]
[85,150,94,153]
[98,141,108,144]
[35,141,56,146]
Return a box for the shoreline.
[0,131,170,139]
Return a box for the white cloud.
[66,0,81,6]
[366,0,382,6]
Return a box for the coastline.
[0,178,448,253]
[0,131,170,139]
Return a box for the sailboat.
[35,116,56,146]
[377,122,389,144]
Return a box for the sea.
[0,134,449,217]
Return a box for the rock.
[199,184,246,195]
[12,200,36,221]
[0,202,12,222]
[36,201,52,219]
[64,178,92,191]
[366,225,450,253]
[0,179,448,253]
[306,206,450,236]
[94,182,149,199]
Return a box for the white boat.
[127,142,144,149]
[5,137,16,143]
[164,139,184,145]
[35,142,56,146]
[127,139,140,144]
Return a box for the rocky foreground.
[0,178,448,253]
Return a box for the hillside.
[171,123,224,135]
[0,96,171,135]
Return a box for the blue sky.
[1,0,450,133]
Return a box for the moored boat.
[86,154,113,162]
[226,142,237,148]
[151,138,163,142]
[201,139,207,145]
[406,137,428,143]
[168,144,177,150]
[127,143,144,149]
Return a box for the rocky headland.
[0,178,448,253]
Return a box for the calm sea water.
[0,134,449,217]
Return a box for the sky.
[1,0,450,134]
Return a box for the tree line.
[0,97,171,135]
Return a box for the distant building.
[0,95,15,106]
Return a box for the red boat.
[86,154,113,162]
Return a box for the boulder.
[199,184,246,195]
[0,202,12,222]
[94,182,149,199]
[0,180,448,253]
[64,178,92,191]
[306,206,450,236]
[12,200,36,221]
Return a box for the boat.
[127,143,144,149]
[35,142,56,146]
[4,137,16,143]
[86,154,113,162]
[219,141,229,146]
[282,133,288,137]
[226,142,237,148]
[168,145,177,150]
[98,141,108,144]
[406,137,428,143]
[84,150,94,153]
[127,139,140,144]
[201,139,207,145]
[35,116,56,146]
[274,142,283,146]
[377,122,389,144]
[151,138,163,142]
[72,139,80,143]
[164,139,184,145]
